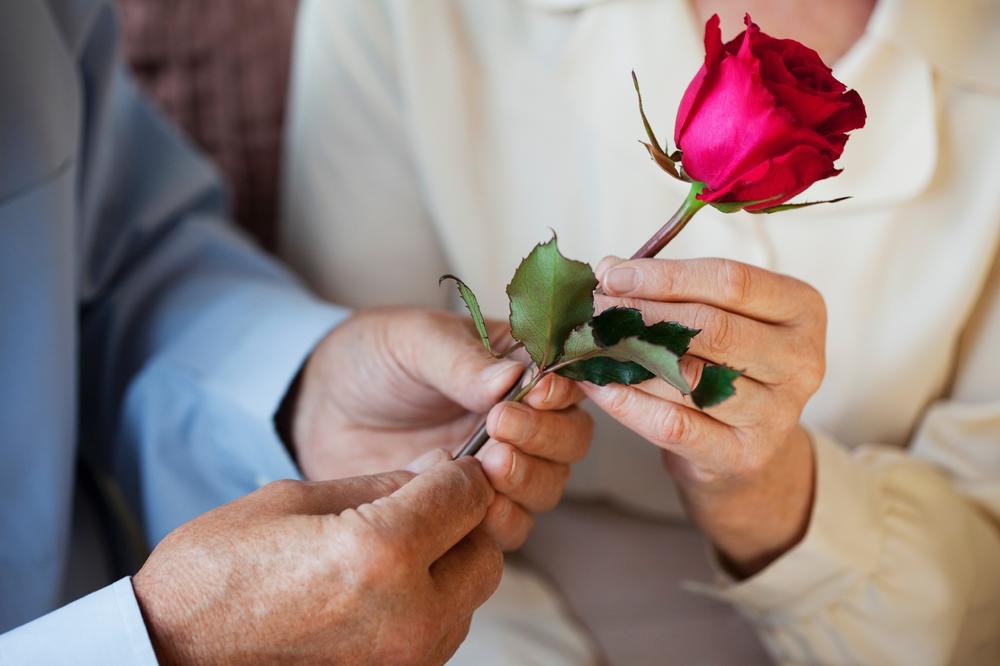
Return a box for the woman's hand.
[585,256,826,576]
[289,308,593,551]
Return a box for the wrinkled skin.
[292,308,593,550]
[134,457,503,665]
[589,256,825,576]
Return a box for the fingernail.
[595,255,625,281]
[605,267,638,294]
[404,448,450,473]
[496,403,533,443]
[482,443,513,479]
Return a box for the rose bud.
[675,13,867,211]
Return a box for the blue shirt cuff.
[0,578,157,665]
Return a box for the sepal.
[633,71,688,182]
[750,196,851,214]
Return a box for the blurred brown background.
[117,0,299,250]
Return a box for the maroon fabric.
[117,0,299,249]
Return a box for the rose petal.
[674,14,724,145]
[736,13,757,60]
[766,80,850,130]
[698,144,839,210]
[677,52,830,189]
[818,88,867,135]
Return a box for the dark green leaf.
[691,365,742,408]
[590,307,698,356]
[557,356,654,386]
[440,274,494,356]
[603,337,690,393]
[752,196,851,214]
[555,318,690,394]
[506,234,598,367]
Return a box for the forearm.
[698,432,1000,665]
[676,425,815,577]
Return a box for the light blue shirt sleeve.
[0,578,156,665]
[0,0,349,653]
[60,0,350,541]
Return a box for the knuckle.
[649,260,676,295]
[357,530,411,579]
[719,260,753,307]
[367,470,413,497]
[655,404,690,445]
[489,497,529,549]
[604,386,636,419]
[803,354,826,393]
[571,410,594,461]
[261,478,301,494]
[543,465,571,508]
[452,460,493,510]
[786,335,825,394]
[480,535,504,588]
[259,478,305,503]
[694,305,734,355]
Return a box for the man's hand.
[133,457,502,665]
[289,308,593,550]
[585,257,825,576]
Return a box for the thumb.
[292,470,414,516]
[404,448,451,473]
[595,255,626,282]
[412,318,525,413]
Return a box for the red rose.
[675,14,866,210]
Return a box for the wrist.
[132,570,192,666]
[673,425,816,577]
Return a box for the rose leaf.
[590,306,699,356]
[555,320,690,394]
[557,356,654,386]
[440,274,495,356]
[691,365,742,408]
[507,234,598,367]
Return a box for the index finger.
[368,457,495,564]
[600,257,817,323]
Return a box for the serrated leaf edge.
[439,274,495,357]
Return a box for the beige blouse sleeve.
[704,250,1000,665]
[280,0,448,310]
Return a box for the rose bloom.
[675,14,867,210]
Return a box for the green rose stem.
[455,356,588,458]
[630,181,707,259]
[455,182,708,458]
